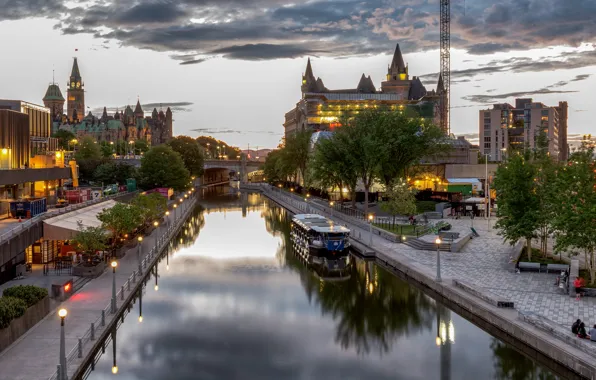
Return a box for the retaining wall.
[0,296,50,352]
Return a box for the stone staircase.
[403,237,452,252]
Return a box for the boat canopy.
[293,214,350,233]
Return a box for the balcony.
[0,167,71,186]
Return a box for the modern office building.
[0,99,57,154]
[479,98,568,162]
[284,43,444,137]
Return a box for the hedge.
[0,297,28,329]
[3,285,48,308]
[416,201,437,213]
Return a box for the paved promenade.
[264,186,596,329]
[0,193,197,380]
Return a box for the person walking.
[574,277,585,300]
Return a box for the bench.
[518,262,541,272]
[439,231,460,241]
[546,263,569,273]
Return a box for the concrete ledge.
[453,279,514,308]
[0,296,50,353]
[519,311,596,357]
[450,233,472,252]
[72,262,106,277]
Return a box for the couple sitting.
[572,319,596,341]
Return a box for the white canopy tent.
[43,200,117,240]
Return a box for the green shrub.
[416,201,437,213]
[0,297,27,329]
[3,285,48,307]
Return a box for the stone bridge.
[202,159,262,186]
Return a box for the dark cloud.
[462,88,578,103]
[1,0,594,63]
[191,128,279,135]
[179,58,207,65]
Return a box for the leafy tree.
[134,139,149,154]
[373,108,446,187]
[72,221,107,254]
[99,142,114,158]
[75,136,102,161]
[552,145,596,284]
[493,150,540,260]
[93,161,138,185]
[263,149,286,183]
[167,136,204,176]
[379,180,417,223]
[309,134,358,205]
[337,109,385,215]
[97,203,143,254]
[52,130,76,150]
[131,193,167,227]
[139,145,190,191]
[283,130,312,185]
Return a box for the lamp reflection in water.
[435,303,454,380]
[111,328,118,374]
[154,265,159,291]
[138,286,143,323]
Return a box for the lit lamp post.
[165,211,170,231]
[111,261,117,313]
[137,236,143,273]
[329,201,334,217]
[173,204,178,221]
[58,308,67,380]
[368,214,374,247]
[129,140,134,157]
[435,237,442,282]
[153,221,159,249]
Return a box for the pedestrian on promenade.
[574,277,585,300]
[572,319,581,334]
[589,324,596,342]
[577,322,589,339]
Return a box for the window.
[484,143,491,148]
[484,137,491,142]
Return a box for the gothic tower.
[381,44,411,96]
[66,58,85,123]
[165,107,173,141]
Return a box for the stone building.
[44,58,173,145]
[284,43,444,137]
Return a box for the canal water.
[88,188,570,380]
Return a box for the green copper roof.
[43,84,64,101]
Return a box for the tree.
[131,193,167,227]
[134,139,149,154]
[263,149,286,183]
[99,142,113,158]
[74,136,102,161]
[493,150,540,260]
[552,145,596,284]
[309,134,358,205]
[379,180,417,223]
[72,221,107,254]
[283,130,312,185]
[139,145,190,191]
[97,203,143,254]
[52,130,76,150]
[373,109,446,187]
[167,136,204,176]
[93,162,138,185]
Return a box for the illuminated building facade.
[284,43,444,137]
[479,98,567,162]
[0,99,57,154]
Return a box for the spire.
[390,43,406,72]
[305,58,315,80]
[70,58,81,80]
[152,108,158,119]
[134,99,143,115]
[102,107,108,119]
[437,73,444,93]
[166,107,172,115]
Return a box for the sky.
[0,0,595,149]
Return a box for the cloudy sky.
[1,0,595,148]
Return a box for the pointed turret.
[152,108,158,119]
[102,107,108,119]
[357,74,376,93]
[437,73,445,93]
[134,99,143,117]
[302,58,326,93]
[305,58,315,81]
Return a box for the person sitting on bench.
[577,322,590,339]
[572,319,582,334]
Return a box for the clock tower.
[66,57,84,123]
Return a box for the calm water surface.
[88,189,566,380]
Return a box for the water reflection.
[87,191,564,380]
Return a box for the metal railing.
[48,193,196,380]
[0,190,139,245]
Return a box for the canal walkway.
[0,192,197,380]
[253,184,596,378]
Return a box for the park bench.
[439,231,460,241]
[424,211,442,219]
[546,263,569,273]
[518,262,541,272]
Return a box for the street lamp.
[111,261,118,313]
[368,214,374,247]
[435,237,442,282]
[173,204,178,221]
[329,201,334,217]
[137,236,143,273]
[184,194,188,198]
[58,308,67,380]
[165,211,170,231]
